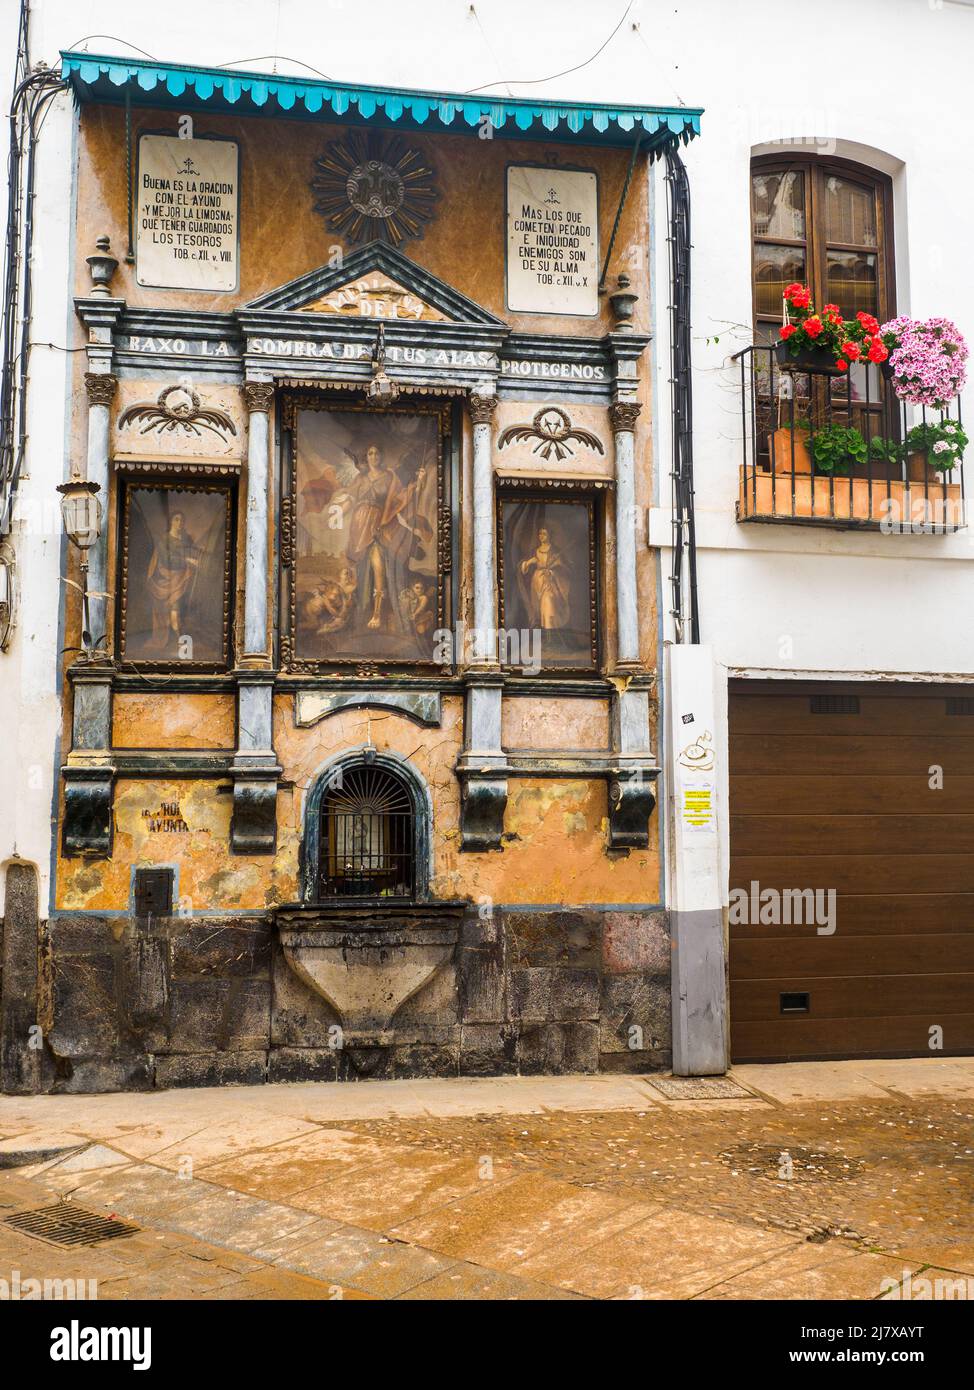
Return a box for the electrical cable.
[213,54,333,80]
[463,0,634,93]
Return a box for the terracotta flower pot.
[768,427,812,474]
[907,450,956,484]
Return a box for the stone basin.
[275,902,464,1046]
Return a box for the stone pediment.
[245,241,506,328]
[300,272,448,322]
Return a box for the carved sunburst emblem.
[311,132,438,246]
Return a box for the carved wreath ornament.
[497,406,605,463]
[117,380,237,441]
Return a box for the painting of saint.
[121,485,231,664]
[291,407,442,663]
[499,497,596,669]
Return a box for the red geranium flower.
[791,287,811,308]
[836,359,848,371]
[841,342,862,361]
[804,316,823,338]
[779,324,797,340]
[856,312,880,335]
[867,343,888,363]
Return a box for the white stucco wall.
[1,0,970,909]
[647,0,974,677]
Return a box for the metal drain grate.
[646,1076,757,1100]
[4,1203,139,1247]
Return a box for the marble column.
[83,370,117,656]
[469,390,499,664]
[610,399,642,670]
[241,380,274,664]
[232,380,279,853]
[458,389,507,849]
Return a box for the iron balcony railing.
[733,343,966,532]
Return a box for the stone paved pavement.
[0,1059,971,1300]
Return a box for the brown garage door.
[729,680,974,1062]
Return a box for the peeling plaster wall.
[56,701,662,912]
[112,693,236,749]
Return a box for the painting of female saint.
[499,497,597,670]
[120,485,232,665]
[291,406,443,663]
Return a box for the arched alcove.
[301,749,433,903]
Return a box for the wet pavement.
[0,1060,971,1300]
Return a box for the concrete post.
[667,643,728,1074]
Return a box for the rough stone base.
[4,906,671,1094]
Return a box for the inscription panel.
[137,135,239,292]
[506,165,598,317]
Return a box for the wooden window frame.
[750,153,897,343]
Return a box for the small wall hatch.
[780,991,811,1015]
[133,866,174,917]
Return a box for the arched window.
[317,760,417,900]
[751,155,895,339]
[751,153,897,441]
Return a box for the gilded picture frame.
[117,479,235,670]
[280,395,452,672]
[496,485,601,674]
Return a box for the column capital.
[84,372,117,407]
[609,400,642,434]
[469,392,498,426]
[243,381,275,415]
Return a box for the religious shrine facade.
[7,55,710,1092]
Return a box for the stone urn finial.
[86,236,118,298]
[609,272,639,332]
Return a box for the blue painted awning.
[61,52,702,152]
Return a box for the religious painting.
[497,494,598,671]
[285,402,447,667]
[118,482,233,666]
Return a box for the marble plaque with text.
[136,135,239,292]
[506,165,598,316]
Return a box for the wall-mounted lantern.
[56,471,103,656]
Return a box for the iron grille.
[947,697,974,716]
[4,1204,138,1247]
[732,343,966,532]
[319,763,415,900]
